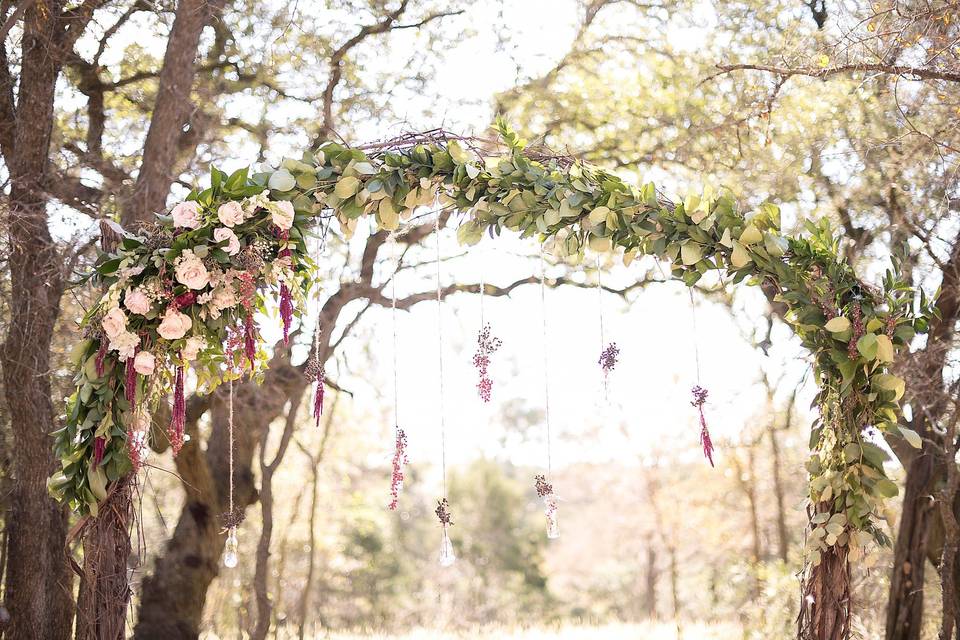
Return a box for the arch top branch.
[56,120,931,604]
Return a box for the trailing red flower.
[243,312,257,368]
[388,428,408,511]
[279,283,293,345]
[124,345,140,405]
[169,364,185,456]
[93,436,106,468]
[435,498,453,526]
[305,355,324,427]
[691,385,714,467]
[94,339,109,378]
[472,323,502,402]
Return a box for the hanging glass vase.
[223,526,239,568]
[438,524,456,567]
[544,495,560,540]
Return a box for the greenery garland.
[52,119,933,571]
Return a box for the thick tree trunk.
[133,357,306,639]
[122,0,227,226]
[886,448,936,640]
[639,546,658,620]
[74,480,134,640]
[800,544,851,640]
[1,2,74,637]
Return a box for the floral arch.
[53,120,929,640]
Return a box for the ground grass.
[322,621,742,639]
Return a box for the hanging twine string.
[539,245,552,477]
[228,377,235,521]
[596,255,609,400]
[435,216,447,496]
[391,235,400,432]
[688,288,702,384]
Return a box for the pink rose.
[133,351,156,375]
[217,201,245,227]
[123,288,151,315]
[101,307,127,339]
[175,254,210,290]
[182,336,205,361]
[157,308,192,340]
[171,201,201,229]
[109,330,139,359]
[270,201,295,231]
[213,227,241,256]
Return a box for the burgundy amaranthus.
[599,342,620,374]
[93,436,106,468]
[169,364,185,456]
[305,354,325,427]
[237,272,258,368]
[388,428,408,511]
[691,385,714,467]
[472,323,502,402]
[534,474,554,498]
[94,339,109,377]
[435,498,453,526]
[848,301,864,360]
[277,231,293,344]
[124,344,140,404]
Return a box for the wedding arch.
[52,120,929,640]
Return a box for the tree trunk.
[1,2,74,637]
[639,546,658,620]
[769,402,792,563]
[133,357,307,639]
[74,480,134,640]
[886,448,936,640]
[800,537,851,640]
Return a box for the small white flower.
[171,201,201,229]
[110,331,140,360]
[133,351,156,375]
[213,227,241,256]
[101,307,128,339]
[217,201,245,227]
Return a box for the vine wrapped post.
[55,121,931,640]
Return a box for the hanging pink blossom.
[305,355,324,427]
[169,364,185,455]
[599,342,620,374]
[435,498,453,526]
[243,312,257,368]
[691,385,714,466]
[534,474,553,498]
[472,323,502,402]
[388,428,408,511]
[94,339,109,378]
[277,232,293,344]
[279,283,293,344]
[93,436,106,468]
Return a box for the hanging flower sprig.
[691,385,714,466]
[305,354,325,428]
[473,323,502,403]
[598,342,619,375]
[435,497,453,526]
[388,429,408,511]
[535,474,560,539]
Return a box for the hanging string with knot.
[539,245,552,478]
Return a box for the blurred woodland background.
[0,0,959,638]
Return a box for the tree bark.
[886,448,936,640]
[1,2,75,637]
[800,543,851,640]
[133,353,307,639]
[122,0,227,227]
